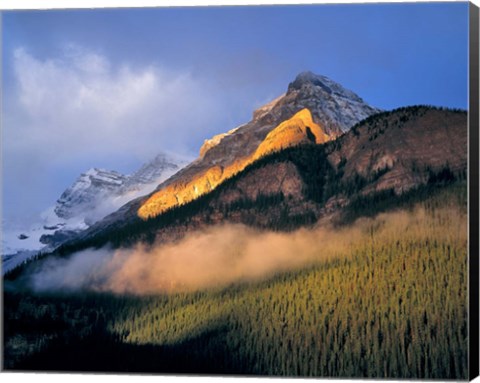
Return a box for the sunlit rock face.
[137,72,380,220]
[138,109,330,219]
[253,108,330,161]
[138,109,322,218]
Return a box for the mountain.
[48,105,466,261]
[2,153,187,273]
[125,154,182,187]
[3,66,469,378]
[282,71,380,134]
[142,106,465,243]
[54,168,128,222]
[54,153,184,225]
[6,72,467,277]
[83,71,380,232]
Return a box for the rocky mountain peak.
[249,71,381,136]
[55,169,127,219]
[54,154,184,221]
[202,71,380,161]
[287,71,363,103]
[287,71,328,90]
[127,153,183,186]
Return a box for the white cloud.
[7,46,215,162]
[3,45,219,221]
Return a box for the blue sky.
[2,2,470,223]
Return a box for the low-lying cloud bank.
[27,206,465,295]
[28,223,363,294]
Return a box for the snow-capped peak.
[55,168,128,219]
[127,153,184,186]
[54,154,187,223]
[3,152,188,272]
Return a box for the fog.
[29,223,365,295]
[27,205,466,295]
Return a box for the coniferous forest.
[3,181,468,378]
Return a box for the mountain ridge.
[138,107,331,219]
[134,72,380,220]
[33,105,467,264]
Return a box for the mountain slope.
[326,106,467,195]
[4,178,467,378]
[138,108,331,219]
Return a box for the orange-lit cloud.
[27,206,465,295]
